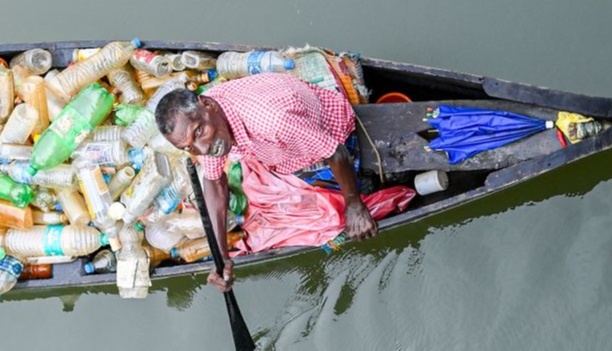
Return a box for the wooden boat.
[3,40,612,293]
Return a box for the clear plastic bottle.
[56,189,91,226]
[28,83,116,175]
[44,69,65,122]
[20,76,49,135]
[143,219,188,252]
[164,53,185,71]
[46,39,140,103]
[0,103,38,144]
[216,50,295,79]
[118,152,172,223]
[71,140,130,167]
[1,161,76,190]
[107,65,146,106]
[90,125,123,142]
[0,143,32,161]
[32,210,68,225]
[18,263,52,280]
[130,49,173,78]
[116,222,150,299]
[30,187,55,212]
[3,224,109,257]
[108,166,135,201]
[180,51,217,71]
[153,158,191,215]
[83,249,116,274]
[147,132,190,158]
[145,74,189,112]
[170,232,244,263]
[0,199,33,229]
[71,48,101,63]
[73,158,119,246]
[120,106,158,148]
[9,49,52,76]
[0,67,14,123]
[0,174,33,207]
[0,255,24,294]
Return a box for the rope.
[355,114,385,184]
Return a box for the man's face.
[164,96,233,157]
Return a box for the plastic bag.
[234,160,415,255]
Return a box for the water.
[2,0,612,350]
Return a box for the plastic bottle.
[20,76,49,135]
[120,106,158,148]
[32,210,68,225]
[117,152,172,223]
[30,187,55,212]
[145,74,189,112]
[143,219,188,252]
[71,48,101,63]
[0,174,33,207]
[153,158,191,215]
[170,232,244,263]
[130,49,173,78]
[108,65,146,106]
[189,69,218,84]
[0,199,33,229]
[0,143,32,162]
[46,39,140,103]
[90,125,123,142]
[0,103,38,144]
[108,166,135,201]
[164,53,185,71]
[44,69,65,122]
[180,51,216,71]
[56,189,91,226]
[28,83,116,175]
[216,50,295,79]
[9,49,52,76]
[2,161,76,190]
[116,222,150,299]
[0,255,24,294]
[0,67,14,123]
[3,225,109,257]
[321,232,347,255]
[228,162,247,215]
[73,158,120,249]
[18,263,52,280]
[142,241,173,269]
[147,132,190,158]
[83,249,116,274]
[71,140,130,167]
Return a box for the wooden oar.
[186,158,256,351]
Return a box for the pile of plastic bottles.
[0,39,295,298]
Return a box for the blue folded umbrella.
[427,105,551,164]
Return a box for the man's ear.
[198,95,219,112]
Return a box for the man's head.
[155,89,234,157]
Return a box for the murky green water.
[1,0,612,350]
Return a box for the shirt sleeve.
[197,155,228,180]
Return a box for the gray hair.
[155,89,201,135]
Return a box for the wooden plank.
[354,100,562,173]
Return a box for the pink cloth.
[197,73,355,180]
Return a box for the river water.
[1,0,611,350]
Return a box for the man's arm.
[203,173,235,292]
[325,144,378,240]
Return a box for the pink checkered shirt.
[197,73,356,180]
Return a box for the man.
[155,73,377,292]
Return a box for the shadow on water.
[3,148,612,316]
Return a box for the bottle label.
[49,107,93,146]
[132,49,157,65]
[247,51,266,75]
[78,166,110,220]
[80,142,115,166]
[154,187,180,215]
[0,256,24,278]
[43,224,65,256]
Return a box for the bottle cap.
[108,202,126,221]
[134,221,145,232]
[170,248,179,259]
[208,69,218,81]
[284,59,295,70]
[235,214,245,226]
[25,165,38,176]
[102,173,112,184]
[128,148,145,172]
[84,262,95,274]
[131,38,142,49]
[99,233,110,247]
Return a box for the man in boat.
[155,72,377,292]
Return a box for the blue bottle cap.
[102,173,112,184]
[284,59,295,70]
[208,69,218,81]
[131,38,142,48]
[235,214,245,226]
[54,201,63,212]
[128,148,145,172]
[84,262,95,274]
[170,248,179,259]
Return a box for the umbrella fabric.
[428,105,549,164]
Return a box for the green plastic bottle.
[27,83,115,175]
[114,104,143,127]
[227,162,247,215]
[0,174,33,208]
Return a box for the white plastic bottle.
[0,67,14,123]
[0,255,24,294]
[164,53,185,71]
[9,48,52,76]
[130,49,173,78]
[107,65,146,106]
[0,103,38,144]
[90,125,123,142]
[84,249,117,274]
[3,224,109,257]
[108,166,135,201]
[180,51,216,70]
[32,210,69,225]
[116,222,150,299]
[121,107,158,148]
[46,39,140,102]
[71,140,130,167]
[216,50,295,79]
[143,219,188,252]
